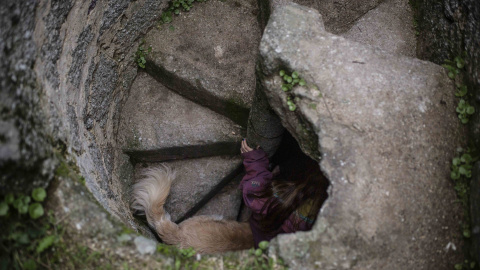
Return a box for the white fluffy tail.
[131,165,182,245]
[132,165,254,253]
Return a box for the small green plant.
[456,99,475,124]
[278,70,310,112]
[450,148,478,248]
[159,0,208,25]
[157,244,200,270]
[0,188,54,269]
[443,57,464,79]
[455,259,476,270]
[456,85,468,97]
[242,241,285,270]
[443,56,475,125]
[279,70,306,92]
[135,39,152,69]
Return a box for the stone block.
[260,3,464,268]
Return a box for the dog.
[131,165,254,254]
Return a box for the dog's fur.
[131,165,254,254]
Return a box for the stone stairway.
[119,0,261,223]
[120,0,419,229]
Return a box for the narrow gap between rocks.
[238,130,330,239]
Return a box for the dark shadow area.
[270,131,329,207]
[238,131,329,227]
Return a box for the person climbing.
[240,139,329,247]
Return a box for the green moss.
[55,161,70,177]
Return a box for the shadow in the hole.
[237,131,329,224]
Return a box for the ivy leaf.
[23,196,31,205]
[459,165,468,176]
[29,203,44,219]
[32,188,47,202]
[279,70,285,76]
[456,85,468,97]
[288,103,296,111]
[12,198,23,209]
[292,71,299,79]
[466,106,475,115]
[452,157,461,166]
[0,202,8,216]
[451,170,460,180]
[18,204,28,214]
[36,235,56,254]
[258,241,269,250]
[299,79,306,86]
[461,154,472,164]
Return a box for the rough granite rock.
[144,0,261,126]
[342,0,417,57]
[261,4,464,269]
[258,0,384,33]
[246,77,285,157]
[119,72,243,162]
[414,0,480,262]
[134,156,243,222]
[0,0,55,193]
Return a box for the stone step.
[134,156,243,223]
[191,173,243,221]
[342,0,416,57]
[119,72,244,160]
[143,0,261,127]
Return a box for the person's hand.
[240,139,254,154]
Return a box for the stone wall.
[31,0,168,230]
[415,0,480,263]
[0,0,55,193]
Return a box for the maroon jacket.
[240,149,313,247]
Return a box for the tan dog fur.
[131,166,254,254]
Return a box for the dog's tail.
[132,165,254,253]
[131,166,182,245]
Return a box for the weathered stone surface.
[415,0,480,262]
[0,0,56,194]
[39,0,73,89]
[134,236,158,255]
[261,4,464,269]
[416,0,480,90]
[343,0,417,57]
[196,175,243,221]
[84,54,119,129]
[135,156,242,222]
[258,0,384,34]
[119,72,243,160]
[246,79,285,157]
[144,0,261,126]
[99,0,133,36]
